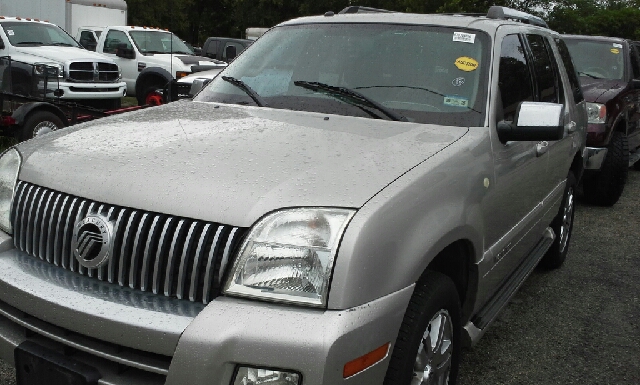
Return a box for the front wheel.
[582,131,629,206]
[19,110,65,142]
[384,271,461,385]
[540,171,576,269]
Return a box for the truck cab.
[93,26,226,105]
[76,26,104,51]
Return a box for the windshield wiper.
[48,42,74,47]
[578,71,602,79]
[15,41,44,46]
[142,50,166,54]
[221,76,267,107]
[294,81,407,122]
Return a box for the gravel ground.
[0,171,638,384]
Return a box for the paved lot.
[0,171,638,384]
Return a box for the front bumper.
[43,81,127,100]
[584,147,608,170]
[0,235,411,385]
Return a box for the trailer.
[0,0,127,33]
[1,57,143,142]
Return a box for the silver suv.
[0,6,587,385]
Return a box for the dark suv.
[564,35,640,205]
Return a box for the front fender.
[12,102,68,127]
[328,128,490,310]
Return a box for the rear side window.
[205,40,219,59]
[498,34,534,122]
[556,38,584,103]
[527,34,560,103]
[629,43,640,79]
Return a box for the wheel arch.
[423,240,478,324]
[135,67,172,97]
[12,103,68,128]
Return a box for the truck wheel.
[20,111,65,142]
[137,86,164,106]
[384,271,461,385]
[582,131,629,206]
[540,172,576,269]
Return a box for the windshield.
[564,39,625,80]
[1,21,80,48]
[195,23,490,126]
[129,30,194,54]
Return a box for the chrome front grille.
[11,181,245,304]
[68,62,120,82]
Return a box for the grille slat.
[37,191,55,260]
[45,193,61,263]
[176,222,198,300]
[11,181,245,304]
[152,218,174,295]
[140,216,161,291]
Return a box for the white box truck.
[0,0,127,34]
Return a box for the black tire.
[384,271,461,385]
[137,85,165,106]
[19,111,64,142]
[582,131,629,206]
[540,172,576,269]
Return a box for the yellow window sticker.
[455,57,479,72]
[611,48,620,54]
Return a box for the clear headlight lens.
[586,102,606,124]
[224,208,355,307]
[34,62,64,78]
[0,149,22,234]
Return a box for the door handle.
[565,121,577,133]
[536,141,549,157]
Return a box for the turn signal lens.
[343,342,390,378]
[175,71,190,79]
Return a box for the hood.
[16,102,467,227]
[175,55,225,66]
[139,54,224,74]
[579,77,626,103]
[12,46,117,64]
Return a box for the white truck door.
[99,29,138,94]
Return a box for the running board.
[463,227,555,347]
[630,150,640,167]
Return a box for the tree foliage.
[125,0,640,45]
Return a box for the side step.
[464,227,555,347]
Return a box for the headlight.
[586,102,606,124]
[224,208,355,307]
[34,63,64,78]
[0,149,22,234]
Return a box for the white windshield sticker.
[444,95,469,108]
[613,43,623,48]
[6,30,14,36]
[453,32,476,44]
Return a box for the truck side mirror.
[116,44,135,59]
[0,39,4,50]
[225,45,237,61]
[497,102,564,143]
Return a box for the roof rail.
[487,6,548,28]
[338,6,392,14]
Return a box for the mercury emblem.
[72,215,113,269]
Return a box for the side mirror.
[0,39,5,50]
[497,102,564,143]
[631,79,640,89]
[225,45,237,62]
[116,44,135,59]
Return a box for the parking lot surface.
[0,172,638,384]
